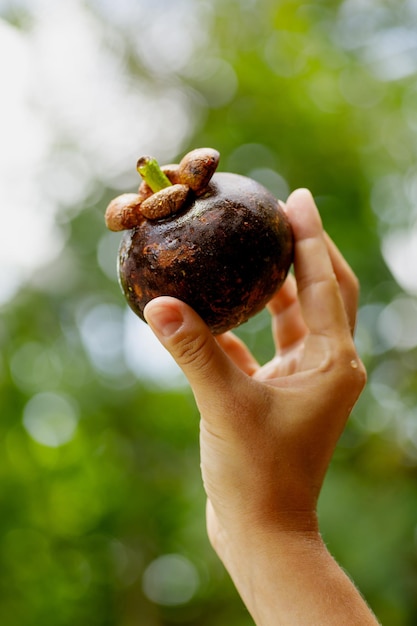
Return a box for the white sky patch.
[0,1,203,306]
[29,2,195,180]
[363,27,417,82]
[78,303,127,378]
[123,308,186,389]
[142,553,199,606]
[23,391,79,447]
[377,296,417,351]
[0,20,59,304]
[75,299,186,388]
[382,227,417,295]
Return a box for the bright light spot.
[136,5,207,75]
[0,20,58,305]
[0,0,202,306]
[362,399,395,434]
[123,308,186,389]
[142,554,199,606]
[370,168,417,227]
[248,168,289,201]
[371,357,406,390]
[185,57,238,108]
[387,405,417,463]
[29,3,193,181]
[377,296,417,351]
[23,392,79,447]
[78,303,127,378]
[97,232,121,283]
[361,358,417,450]
[335,4,417,82]
[382,227,417,295]
[363,27,417,81]
[335,3,391,52]
[370,173,407,226]
[366,377,405,434]
[39,151,97,210]
[369,379,404,414]
[226,143,277,175]
[356,303,386,356]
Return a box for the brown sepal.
[105,193,145,231]
[140,184,190,220]
[178,147,220,196]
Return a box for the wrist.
[208,508,378,626]
[208,499,320,552]
[208,505,322,598]
[214,521,325,621]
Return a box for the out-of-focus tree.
[1,0,417,624]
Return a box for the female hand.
[144,188,365,532]
[144,189,375,625]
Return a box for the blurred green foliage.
[1,0,417,624]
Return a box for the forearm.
[215,525,380,626]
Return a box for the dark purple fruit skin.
[118,172,294,335]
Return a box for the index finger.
[285,189,351,339]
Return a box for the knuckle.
[333,342,367,391]
[174,331,214,373]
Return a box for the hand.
[144,189,375,625]
[144,188,365,532]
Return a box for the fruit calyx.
[105,147,220,232]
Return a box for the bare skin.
[144,189,380,625]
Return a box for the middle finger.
[267,274,308,353]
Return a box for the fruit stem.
[136,156,172,192]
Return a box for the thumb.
[143,296,241,402]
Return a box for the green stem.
[136,156,172,192]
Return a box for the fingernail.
[144,301,184,337]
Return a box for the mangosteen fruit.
[105,148,294,335]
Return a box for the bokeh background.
[1,0,417,624]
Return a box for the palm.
[218,229,359,384]
[217,276,341,383]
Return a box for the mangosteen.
[105,148,294,335]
